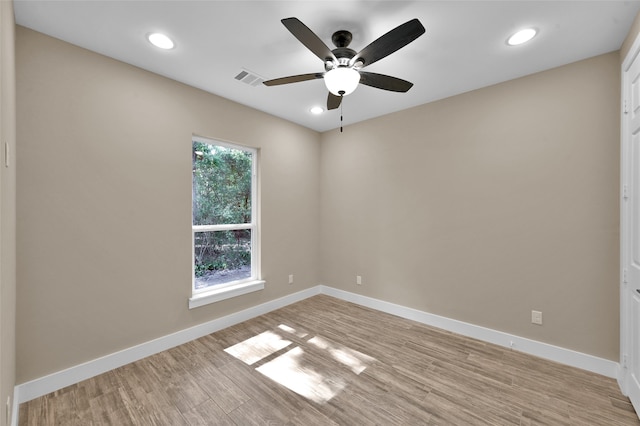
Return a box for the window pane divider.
[193,223,253,233]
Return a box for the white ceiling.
[13,1,640,132]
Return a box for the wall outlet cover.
[531,310,543,325]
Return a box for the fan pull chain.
[340,97,344,133]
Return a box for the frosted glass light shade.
[324,67,360,96]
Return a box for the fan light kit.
[264,17,426,118]
[147,32,174,50]
[507,28,537,46]
[324,67,360,96]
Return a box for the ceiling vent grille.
[234,69,264,87]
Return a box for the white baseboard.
[320,285,619,379]
[15,284,619,408]
[15,286,321,404]
[618,363,628,397]
[10,387,19,426]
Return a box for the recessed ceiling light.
[507,28,537,46]
[147,32,175,50]
[310,106,324,115]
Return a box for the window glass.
[192,137,257,293]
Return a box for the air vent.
[234,69,264,87]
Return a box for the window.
[189,136,263,308]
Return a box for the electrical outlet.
[288,274,294,285]
[356,275,362,285]
[531,310,543,325]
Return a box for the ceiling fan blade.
[327,92,342,110]
[351,19,425,68]
[359,72,413,92]
[282,17,337,63]
[263,73,324,86]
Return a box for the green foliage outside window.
[192,141,252,226]
[193,141,253,282]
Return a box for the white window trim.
[190,135,262,309]
[189,279,265,309]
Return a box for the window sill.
[188,280,265,309]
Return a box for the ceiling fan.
[263,17,426,111]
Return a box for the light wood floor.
[19,295,640,425]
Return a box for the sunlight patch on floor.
[308,335,376,374]
[224,325,377,404]
[224,330,291,365]
[256,346,346,404]
[278,323,309,338]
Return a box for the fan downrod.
[330,30,357,65]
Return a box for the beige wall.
[16,27,320,383]
[1,1,16,424]
[621,10,640,62]
[320,52,621,360]
[15,22,624,384]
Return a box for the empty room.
[2,1,640,424]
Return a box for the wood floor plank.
[18,295,640,425]
[181,399,235,426]
[187,363,250,414]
